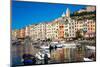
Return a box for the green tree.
[65,32,69,38]
[76,30,83,39]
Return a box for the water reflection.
[11,40,96,66]
[12,45,23,66]
[50,46,84,63]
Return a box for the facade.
[15,29,20,38]
[35,23,46,40]
[46,22,53,40]
[85,20,96,38]
[60,10,76,39]
[12,8,96,41]
[19,28,25,38]
[28,25,35,40]
[51,20,59,41]
[11,29,18,40]
[75,19,96,38]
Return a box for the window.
[60,26,63,28]
[65,29,68,31]
[56,35,57,37]
[88,28,90,30]
[72,26,74,29]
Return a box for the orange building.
[59,24,64,40]
[85,20,95,37]
[19,29,25,38]
[87,20,95,33]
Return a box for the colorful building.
[12,7,96,41]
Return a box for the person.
[44,54,48,64]
[49,45,53,53]
[55,45,57,50]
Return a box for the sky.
[12,0,87,30]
